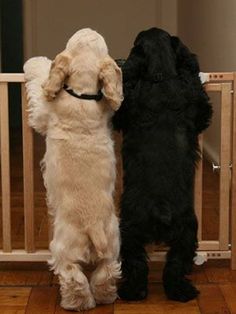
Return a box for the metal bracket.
[212,162,221,172]
[212,162,232,172]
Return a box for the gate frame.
[150,72,236,269]
[0,72,235,269]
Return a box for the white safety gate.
[0,73,236,269]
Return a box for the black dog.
[113,28,212,302]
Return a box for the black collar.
[63,84,103,101]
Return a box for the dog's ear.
[99,56,123,111]
[123,45,146,84]
[171,36,199,75]
[43,51,71,101]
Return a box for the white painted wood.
[0,73,25,82]
[0,250,51,262]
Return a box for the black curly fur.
[113,28,212,302]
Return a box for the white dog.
[24,28,123,311]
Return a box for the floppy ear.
[43,51,71,101]
[122,45,146,85]
[171,36,200,75]
[99,56,123,111]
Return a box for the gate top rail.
[207,72,234,82]
[0,72,235,83]
[0,71,235,263]
[0,73,25,82]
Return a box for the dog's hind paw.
[92,282,118,305]
[94,291,118,305]
[61,295,96,312]
[164,278,199,302]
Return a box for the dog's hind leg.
[163,214,199,302]
[58,262,95,311]
[118,224,149,301]
[49,236,96,311]
[90,214,121,304]
[90,259,121,304]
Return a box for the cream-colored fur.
[24,28,123,312]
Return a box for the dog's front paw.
[163,278,199,302]
[43,86,57,102]
[118,282,148,301]
[42,80,60,102]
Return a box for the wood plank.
[0,249,51,261]
[0,306,26,313]
[52,275,59,285]
[0,82,11,252]
[220,283,236,314]
[1,265,236,313]
[197,284,230,314]
[148,261,164,283]
[0,72,228,84]
[230,72,236,270]
[147,261,208,285]
[205,83,222,92]
[21,84,35,253]
[188,266,208,284]
[114,284,200,314]
[0,270,52,286]
[198,241,219,250]
[0,287,31,307]
[0,262,48,271]
[219,83,232,250]
[207,72,234,82]
[25,286,57,314]
[84,304,113,314]
[205,260,236,283]
[0,74,25,82]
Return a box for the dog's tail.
[88,222,108,259]
[24,56,51,82]
[23,57,52,135]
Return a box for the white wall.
[178,0,236,163]
[23,0,156,60]
[160,0,177,35]
[23,0,177,60]
[24,0,236,164]
[178,0,236,71]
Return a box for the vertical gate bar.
[195,135,203,241]
[231,73,236,269]
[0,82,11,252]
[21,83,35,252]
[219,83,232,250]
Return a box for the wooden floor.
[0,128,230,313]
[0,260,235,313]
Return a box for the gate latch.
[212,162,220,172]
[212,163,232,172]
